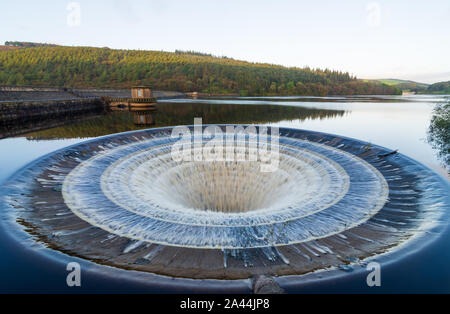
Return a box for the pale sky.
[1,0,449,83]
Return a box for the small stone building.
[131,86,152,99]
[107,86,157,125]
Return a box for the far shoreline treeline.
[0,42,402,96]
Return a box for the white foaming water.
[62,132,389,249]
[113,143,348,215]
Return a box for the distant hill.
[4,41,58,48]
[369,79,429,93]
[426,81,450,94]
[370,78,450,95]
[0,42,401,96]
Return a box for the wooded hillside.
[0,43,401,96]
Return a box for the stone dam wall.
[0,87,186,122]
[0,98,106,124]
[0,87,186,138]
[0,98,106,139]
[0,86,186,103]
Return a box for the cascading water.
[1,126,448,280]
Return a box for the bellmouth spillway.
[1,126,448,280]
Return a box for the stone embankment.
[0,86,186,125]
[0,98,105,123]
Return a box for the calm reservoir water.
[0,95,448,293]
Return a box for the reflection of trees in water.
[0,109,105,140]
[25,103,345,140]
[427,102,449,173]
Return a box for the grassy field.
[365,79,429,93]
[376,79,428,87]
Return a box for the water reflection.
[22,103,345,140]
[1,95,448,178]
[0,108,105,140]
[428,102,450,173]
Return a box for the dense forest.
[0,43,401,96]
